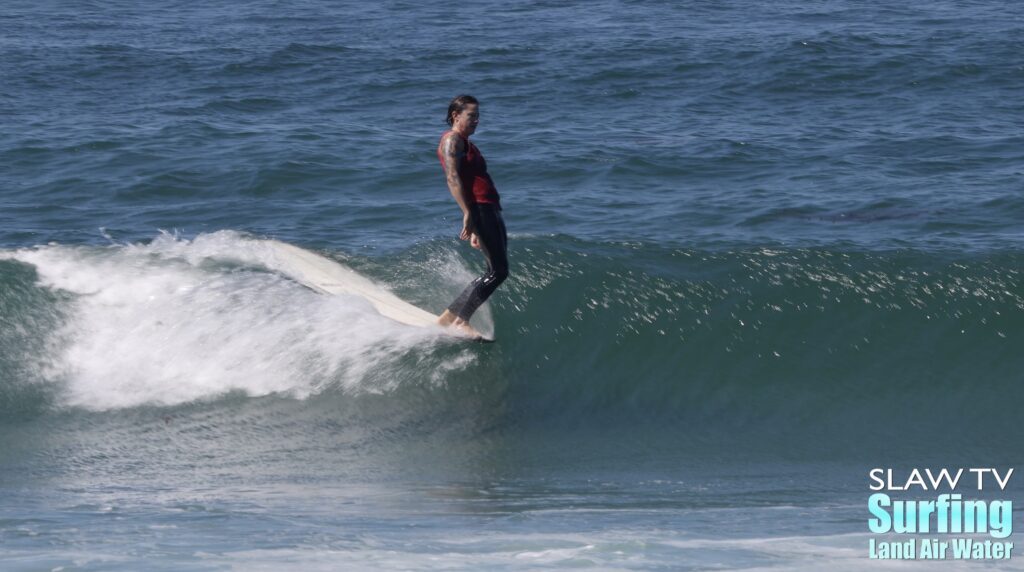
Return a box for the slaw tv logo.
[867,468,1015,561]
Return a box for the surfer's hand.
[470,233,481,249]
[460,212,474,240]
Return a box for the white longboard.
[262,240,492,341]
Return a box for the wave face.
[2,231,1022,458]
[478,238,1024,458]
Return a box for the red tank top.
[437,131,500,206]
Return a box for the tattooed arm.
[439,132,476,241]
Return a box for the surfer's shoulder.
[440,130,466,156]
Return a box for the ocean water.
[2,1,1024,570]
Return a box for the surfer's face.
[452,104,479,135]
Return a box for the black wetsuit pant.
[448,203,508,321]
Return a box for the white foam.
[7,231,476,410]
[192,530,1024,572]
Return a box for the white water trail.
[4,231,477,410]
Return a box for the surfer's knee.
[492,264,509,285]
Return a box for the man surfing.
[435,95,509,340]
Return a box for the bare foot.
[437,311,487,340]
[450,318,484,339]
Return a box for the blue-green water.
[3,1,1024,570]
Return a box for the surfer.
[436,95,508,339]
